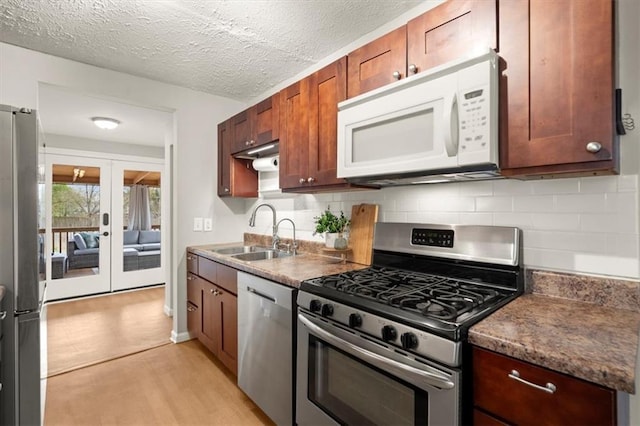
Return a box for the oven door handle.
[298,313,455,390]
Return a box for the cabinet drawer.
[186,252,198,274]
[473,347,615,425]
[186,273,201,306]
[216,263,237,295]
[198,256,217,283]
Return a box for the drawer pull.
[508,369,557,394]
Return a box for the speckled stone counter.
[469,270,640,394]
[188,242,366,288]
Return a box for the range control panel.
[411,228,454,248]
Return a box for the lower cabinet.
[186,251,238,375]
[473,346,616,425]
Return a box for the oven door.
[296,311,461,426]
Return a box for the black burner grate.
[309,266,500,321]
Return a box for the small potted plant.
[313,207,350,249]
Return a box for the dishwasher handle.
[247,286,276,304]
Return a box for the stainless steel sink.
[230,250,292,262]
[211,245,270,255]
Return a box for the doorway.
[45,154,165,300]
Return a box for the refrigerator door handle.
[0,310,6,320]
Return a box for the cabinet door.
[279,79,310,189]
[217,120,232,197]
[215,288,238,375]
[200,279,218,354]
[230,109,253,154]
[308,57,347,188]
[255,93,279,146]
[407,0,496,75]
[347,26,407,98]
[473,347,616,425]
[499,0,615,176]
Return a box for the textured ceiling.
[1,0,423,101]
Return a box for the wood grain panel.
[347,26,406,98]
[217,289,238,375]
[198,256,217,283]
[499,0,615,175]
[255,93,279,145]
[217,121,232,197]
[186,251,199,274]
[215,262,238,295]
[407,0,496,74]
[231,109,252,153]
[279,80,310,189]
[308,57,347,187]
[347,204,378,266]
[473,346,616,425]
[200,278,218,353]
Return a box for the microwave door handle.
[443,92,459,157]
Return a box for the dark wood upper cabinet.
[347,26,407,99]
[217,120,232,197]
[498,0,616,177]
[218,119,258,198]
[279,79,310,190]
[280,57,367,192]
[407,0,496,74]
[230,93,280,154]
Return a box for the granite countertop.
[189,242,366,288]
[469,270,640,394]
[187,243,640,394]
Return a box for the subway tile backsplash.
[249,174,639,279]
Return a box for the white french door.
[45,154,165,300]
[45,156,112,299]
[111,161,164,290]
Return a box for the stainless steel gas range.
[296,222,523,426]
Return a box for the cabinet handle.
[307,177,315,183]
[508,369,557,394]
[299,178,306,184]
[586,141,602,153]
[408,64,418,74]
[392,71,401,80]
[210,288,216,294]
[187,256,193,260]
[0,311,6,320]
[187,276,193,281]
[187,305,197,312]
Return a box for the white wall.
[45,133,165,158]
[0,42,246,340]
[247,0,640,281]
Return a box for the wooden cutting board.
[347,204,379,265]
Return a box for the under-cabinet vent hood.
[234,142,279,160]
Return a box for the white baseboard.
[170,330,193,344]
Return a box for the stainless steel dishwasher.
[238,271,296,426]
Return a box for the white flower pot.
[325,233,339,248]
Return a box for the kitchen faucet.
[275,218,297,255]
[249,203,278,249]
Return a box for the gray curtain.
[128,185,151,230]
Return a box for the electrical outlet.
[204,218,213,231]
[193,217,203,231]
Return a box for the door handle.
[103,213,109,226]
[102,231,109,237]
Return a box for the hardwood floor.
[44,339,275,425]
[46,286,172,376]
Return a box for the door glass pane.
[122,169,161,272]
[51,164,101,280]
[308,336,418,425]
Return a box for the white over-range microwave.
[337,50,500,185]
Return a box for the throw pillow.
[73,233,87,250]
[81,232,100,249]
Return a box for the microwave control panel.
[459,85,491,153]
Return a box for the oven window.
[308,335,427,425]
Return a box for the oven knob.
[348,313,362,328]
[321,304,334,317]
[381,325,397,342]
[309,299,322,313]
[400,332,419,350]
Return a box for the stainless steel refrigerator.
[0,105,44,425]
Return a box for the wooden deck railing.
[39,225,161,255]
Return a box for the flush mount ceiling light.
[91,117,120,130]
